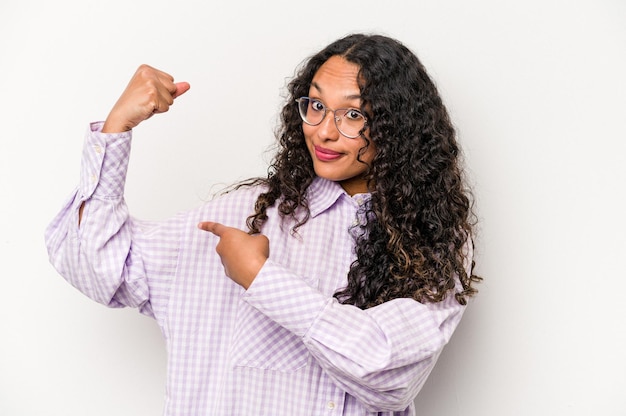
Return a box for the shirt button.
[90,174,97,183]
[327,401,335,410]
[94,144,103,154]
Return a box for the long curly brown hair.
[244,33,481,309]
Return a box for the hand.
[102,64,190,133]
[198,221,270,289]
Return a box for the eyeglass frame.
[295,97,368,139]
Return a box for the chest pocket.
[230,300,310,372]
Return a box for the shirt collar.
[306,177,372,218]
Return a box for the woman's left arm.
[243,259,467,412]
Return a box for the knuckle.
[137,63,154,75]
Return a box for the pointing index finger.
[197,221,225,236]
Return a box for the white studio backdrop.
[1,0,625,415]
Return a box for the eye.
[344,108,364,121]
[310,99,325,112]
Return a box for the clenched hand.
[102,64,190,133]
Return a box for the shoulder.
[183,181,268,228]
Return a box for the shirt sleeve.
[44,122,181,319]
[242,244,472,412]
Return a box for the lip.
[314,145,343,162]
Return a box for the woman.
[46,33,480,415]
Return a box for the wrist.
[101,120,130,133]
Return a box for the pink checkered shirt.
[45,122,469,415]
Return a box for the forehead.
[310,55,361,95]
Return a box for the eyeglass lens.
[297,97,366,138]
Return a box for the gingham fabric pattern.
[45,122,469,416]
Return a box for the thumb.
[173,81,191,99]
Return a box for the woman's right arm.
[45,65,189,317]
[45,124,150,311]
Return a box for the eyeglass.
[295,97,368,139]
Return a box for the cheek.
[302,123,314,141]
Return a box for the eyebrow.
[310,81,362,101]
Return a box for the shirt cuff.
[79,122,132,200]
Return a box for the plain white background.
[1,0,625,415]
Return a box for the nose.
[317,109,341,141]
